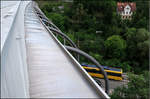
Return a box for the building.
[117,2,136,20]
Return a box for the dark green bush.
[111,71,149,99]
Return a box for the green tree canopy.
[38,0,149,73]
[125,28,149,71]
[48,13,66,31]
[111,71,149,99]
[104,35,127,58]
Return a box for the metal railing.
[33,1,109,94]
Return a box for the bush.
[104,58,121,67]
[104,59,131,72]
[38,0,149,74]
[111,71,149,99]
[48,13,66,31]
[120,62,132,72]
[104,35,127,58]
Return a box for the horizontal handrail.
[64,46,109,94]
[48,26,78,48]
[33,1,109,95]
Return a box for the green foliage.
[120,62,132,72]
[125,28,136,41]
[131,1,149,30]
[125,28,149,71]
[136,28,150,42]
[111,71,149,99]
[137,40,149,57]
[104,35,127,58]
[89,52,104,64]
[38,0,149,74]
[42,4,53,12]
[48,13,66,31]
[66,32,76,43]
[37,1,150,98]
[104,58,121,67]
[104,59,131,72]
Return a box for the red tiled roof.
[117,2,136,12]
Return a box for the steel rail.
[42,19,59,30]
[33,4,81,60]
[48,26,80,61]
[32,2,110,98]
[48,26,78,48]
[34,5,60,31]
[48,26,109,93]
[64,46,109,94]
[33,12,58,30]
[32,1,109,95]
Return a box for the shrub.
[104,35,127,58]
[111,71,149,99]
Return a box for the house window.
[126,12,128,14]
[124,16,126,19]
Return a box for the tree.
[111,71,149,99]
[38,0,149,73]
[48,13,66,31]
[131,1,149,30]
[135,28,149,42]
[125,28,149,71]
[137,40,149,58]
[104,35,127,58]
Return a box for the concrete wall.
[1,1,31,98]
